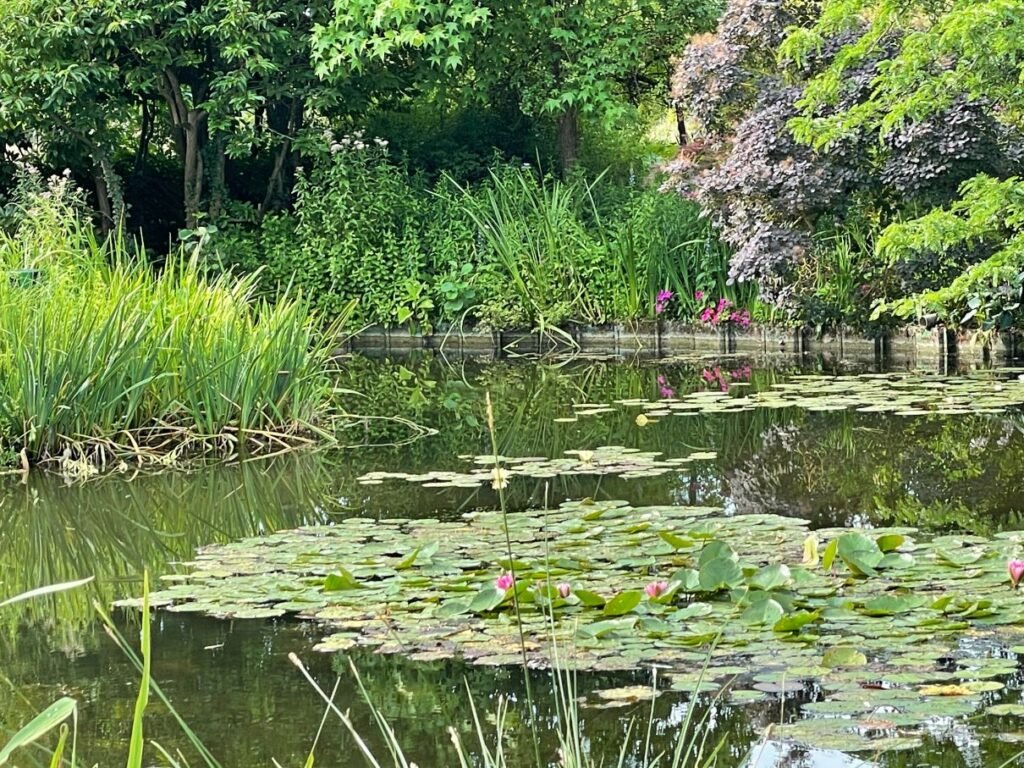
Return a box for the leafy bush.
[669,0,1024,328]
[215,153,745,331]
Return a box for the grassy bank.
[0,177,345,468]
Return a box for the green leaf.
[659,531,694,550]
[698,557,744,592]
[876,533,906,553]
[860,595,925,616]
[323,568,361,591]
[0,577,94,608]
[822,538,838,571]
[396,541,439,570]
[822,646,867,668]
[574,589,606,608]
[699,540,738,567]
[579,616,638,638]
[748,564,792,591]
[741,598,784,626]
[772,610,821,633]
[603,590,642,617]
[0,698,77,765]
[435,600,470,618]
[469,584,506,613]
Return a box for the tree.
[311,0,720,174]
[780,0,1024,329]
[0,0,352,229]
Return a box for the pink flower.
[645,580,670,599]
[657,289,674,303]
[700,307,715,324]
[694,290,705,301]
[657,375,666,385]
[660,386,675,398]
[1009,560,1024,588]
[557,582,572,598]
[496,572,515,591]
[701,368,717,383]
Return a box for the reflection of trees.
[0,454,339,652]
[724,412,1024,532]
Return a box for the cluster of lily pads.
[133,498,1024,753]
[558,372,1024,421]
[356,446,717,488]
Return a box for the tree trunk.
[557,107,578,176]
[160,69,208,228]
[134,98,154,174]
[92,150,125,234]
[93,164,114,235]
[675,103,689,145]
[261,98,302,215]
[208,134,227,222]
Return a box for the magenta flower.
[645,580,670,599]
[657,289,674,303]
[701,367,718,383]
[1010,560,1024,588]
[557,582,572,598]
[496,572,515,591]
[694,290,705,301]
[660,386,675,398]
[700,307,715,323]
[657,375,666,385]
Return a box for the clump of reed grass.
[0,175,350,468]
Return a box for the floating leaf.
[603,591,642,617]
[822,646,867,668]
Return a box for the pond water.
[2,353,1024,767]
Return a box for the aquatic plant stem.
[485,391,542,768]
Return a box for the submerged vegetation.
[0,177,346,467]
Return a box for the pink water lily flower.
[496,572,515,591]
[1009,560,1024,588]
[557,582,572,598]
[645,580,670,599]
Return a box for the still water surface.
[2,354,1023,767]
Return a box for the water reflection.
[2,354,1024,766]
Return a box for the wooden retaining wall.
[341,323,1021,368]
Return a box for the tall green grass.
[0,178,349,466]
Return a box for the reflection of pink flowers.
[645,581,670,599]
[701,367,730,392]
[496,572,515,591]
[730,365,752,381]
[657,374,674,399]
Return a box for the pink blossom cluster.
[695,293,751,328]
[655,289,674,315]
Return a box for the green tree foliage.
[0,0,348,227]
[780,0,1024,329]
[312,0,721,173]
